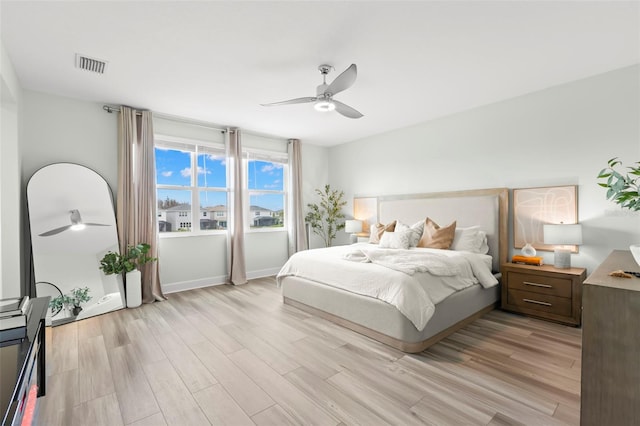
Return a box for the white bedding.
[276,243,498,331]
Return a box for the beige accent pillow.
[417,218,456,249]
[369,220,397,244]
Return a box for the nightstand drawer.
[506,271,572,298]
[507,289,572,317]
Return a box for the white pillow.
[379,229,412,249]
[450,226,489,254]
[394,220,424,247]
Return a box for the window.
[245,150,287,230]
[155,137,227,234]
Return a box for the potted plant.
[49,294,73,317]
[305,184,347,247]
[598,157,640,266]
[49,287,92,318]
[99,243,157,308]
[69,287,91,316]
[597,157,640,211]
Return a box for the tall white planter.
[125,270,142,308]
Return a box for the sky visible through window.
[155,148,284,211]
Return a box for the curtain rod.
[102,104,226,132]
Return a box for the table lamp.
[543,223,582,268]
[345,220,363,244]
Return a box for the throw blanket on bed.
[343,248,460,276]
[276,244,498,331]
[343,247,497,288]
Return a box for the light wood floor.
[36,277,582,426]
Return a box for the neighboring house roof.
[166,204,191,211]
[206,205,227,212]
[250,205,272,212]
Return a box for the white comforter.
[276,243,498,331]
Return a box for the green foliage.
[99,243,157,275]
[69,287,92,307]
[597,157,640,211]
[99,251,122,275]
[305,184,347,247]
[49,286,92,314]
[157,197,181,210]
[49,294,72,312]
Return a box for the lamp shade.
[543,224,583,245]
[345,220,363,234]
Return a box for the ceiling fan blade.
[261,97,317,107]
[85,223,111,227]
[333,100,363,119]
[325,64,357,96]
[39,224,72,237]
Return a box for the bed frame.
[281,187,509,353]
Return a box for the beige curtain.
[288,139,307,255]
[227,128,247,285]
[117,107,166,302]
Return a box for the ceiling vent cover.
[75,54,108,74]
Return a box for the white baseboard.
[162,275,227,294]
[246,267,280,280]
[161,267,280,294]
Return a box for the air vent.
[75,54,108,74]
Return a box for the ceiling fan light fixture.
[70,209,85,231]
[314,99,335,112]
[71,223,86,231]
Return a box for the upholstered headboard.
[377,188,508,273]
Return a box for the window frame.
[155,134,228,238]
[244,148,288,233]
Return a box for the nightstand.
[501,262,586,326]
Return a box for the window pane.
[249,194,284,228]
[155,148,192,186]
[157,189,192,232]
[247,160,284,191]
[199,191,227,230]
[197,147,226,188]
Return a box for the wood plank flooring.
[35,277,582,425]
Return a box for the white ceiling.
[1,1,638,147]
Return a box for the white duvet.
[276,243,498,331]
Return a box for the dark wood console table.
[1,297,49,426]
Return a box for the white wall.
[19,93,329,293]
[1,40,23,298]
[21,91,118,191]
[300,143,330,249]
[328,65,640,273]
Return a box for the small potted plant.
[49,294,73,317]
[69,287,92,316]
[598,157,640,266]
[99,243,157,308]
[597,157,640,211]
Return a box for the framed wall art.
[513,185,578,252]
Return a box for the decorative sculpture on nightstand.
[521,242,537,257]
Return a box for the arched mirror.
[27,163,125,326]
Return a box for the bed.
[277,188,509,353]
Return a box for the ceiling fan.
[261,64,363,119]
[39,209,110,237]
